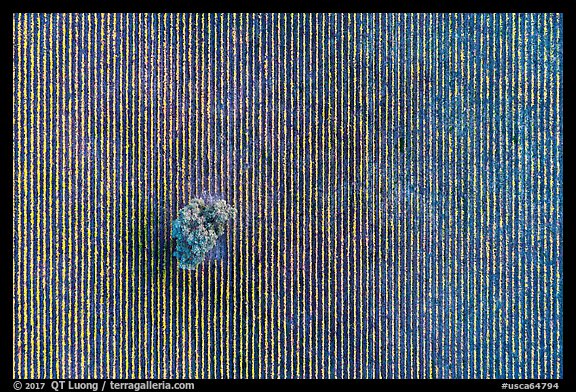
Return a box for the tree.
[171,198,236,269]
